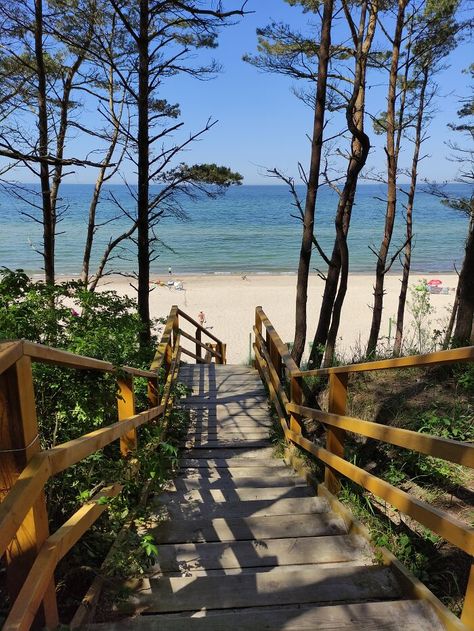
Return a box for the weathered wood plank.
[183,447,275,460]
[153,534,369,574]
[84,599,446,630]
[152,511,346,544]
[172,475,306,491]
[126,565,401,613]
[157,496,330,520]
[160,485,313,504]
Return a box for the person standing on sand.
[198,311,206,327]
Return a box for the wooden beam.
[3,484,122,631]
[0,355,58,628]
[180,347,209,363]
[178,329,222,358]
[150,305,179,372]
[117,376,137,455]
[0,341,23,375]
[0,406,163,561]
[286,403,474,468]
[298,345,474,377]
[176,308,223,345]
[285,428,474,555]
[255,307,299,374]
[324,373,348,494]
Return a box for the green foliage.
[0,269,190,611]
[406,279,435,354]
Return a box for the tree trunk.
[453,212,474,345]
[137,0,151,348]
[292,0,333,365]
[34,0,54,284]
[393,67,428,356]
[309,0,377,367]
[367,0,408,357]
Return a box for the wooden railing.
[0,305,221,630]
[254,306,474,631]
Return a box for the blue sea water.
[0,183,469,276]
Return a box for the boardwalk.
[95,363,445,630]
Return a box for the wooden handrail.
[176,307,223,345]
[287,403,474,468]
[178,328,222,359]
[254,306,474,627]
[0,340,157,378]
[297,345,474,377]
[1,304,225,629]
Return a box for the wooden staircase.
[92,363,445,630]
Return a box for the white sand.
[100,273,458,365]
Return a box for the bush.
[0,269,185,617]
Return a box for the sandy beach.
[98,273,458,365]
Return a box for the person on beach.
[198,311,206,327]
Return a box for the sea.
[0,183,469,276]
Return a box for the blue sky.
[7,0,474,185]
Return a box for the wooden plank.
[286,428,474,555]
[184,439,271,449]
[21,340,156,378]
[178,329,222,358]
[160,485,313,504]
[177,308,223,345]
[180,347,209,364]
[47,405,163,475]
[299,344,474,377]
[129,565,401,613]
[4,485,121,631]
[183,447,275,459]
[159,496,330,520]
[0,355,58,628]
[154,534,368,574]
[181,458,288,468]
[153,511,346,544]
[87,599,446,631]
[150,305,178,372]
[325,372,348,493]
[171,475,307,490]
[117,376,137,455]
[178,465,303,478]
[287,402,474,468]
[0,341,23,374]
[256,307,300,374]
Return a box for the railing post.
[147,376,159,407]
[0,355,59,628]
[195,327,202,362]
[254,307,262,369]
[324,372,348,494]
[172,308,179,350]
[117,375,137,455]
[461,559,474,628]
[289,373,303,434]
[219,342,227,365]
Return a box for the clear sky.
[6,0,474,185]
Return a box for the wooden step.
[185,429,270,439]
[118,565,402,614]
[153,512,347,544]
[172,474,307,490]
[156,496,330,520]
[184,438,271,449]
[152,511,346,544]
[88,599,445,630]
[160,485,314,503]
[183,447,275,460]
[177,465,303,479]
[153,534,370,575]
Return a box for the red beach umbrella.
[427,279,442,286]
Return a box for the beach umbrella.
[427,279,442,286]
